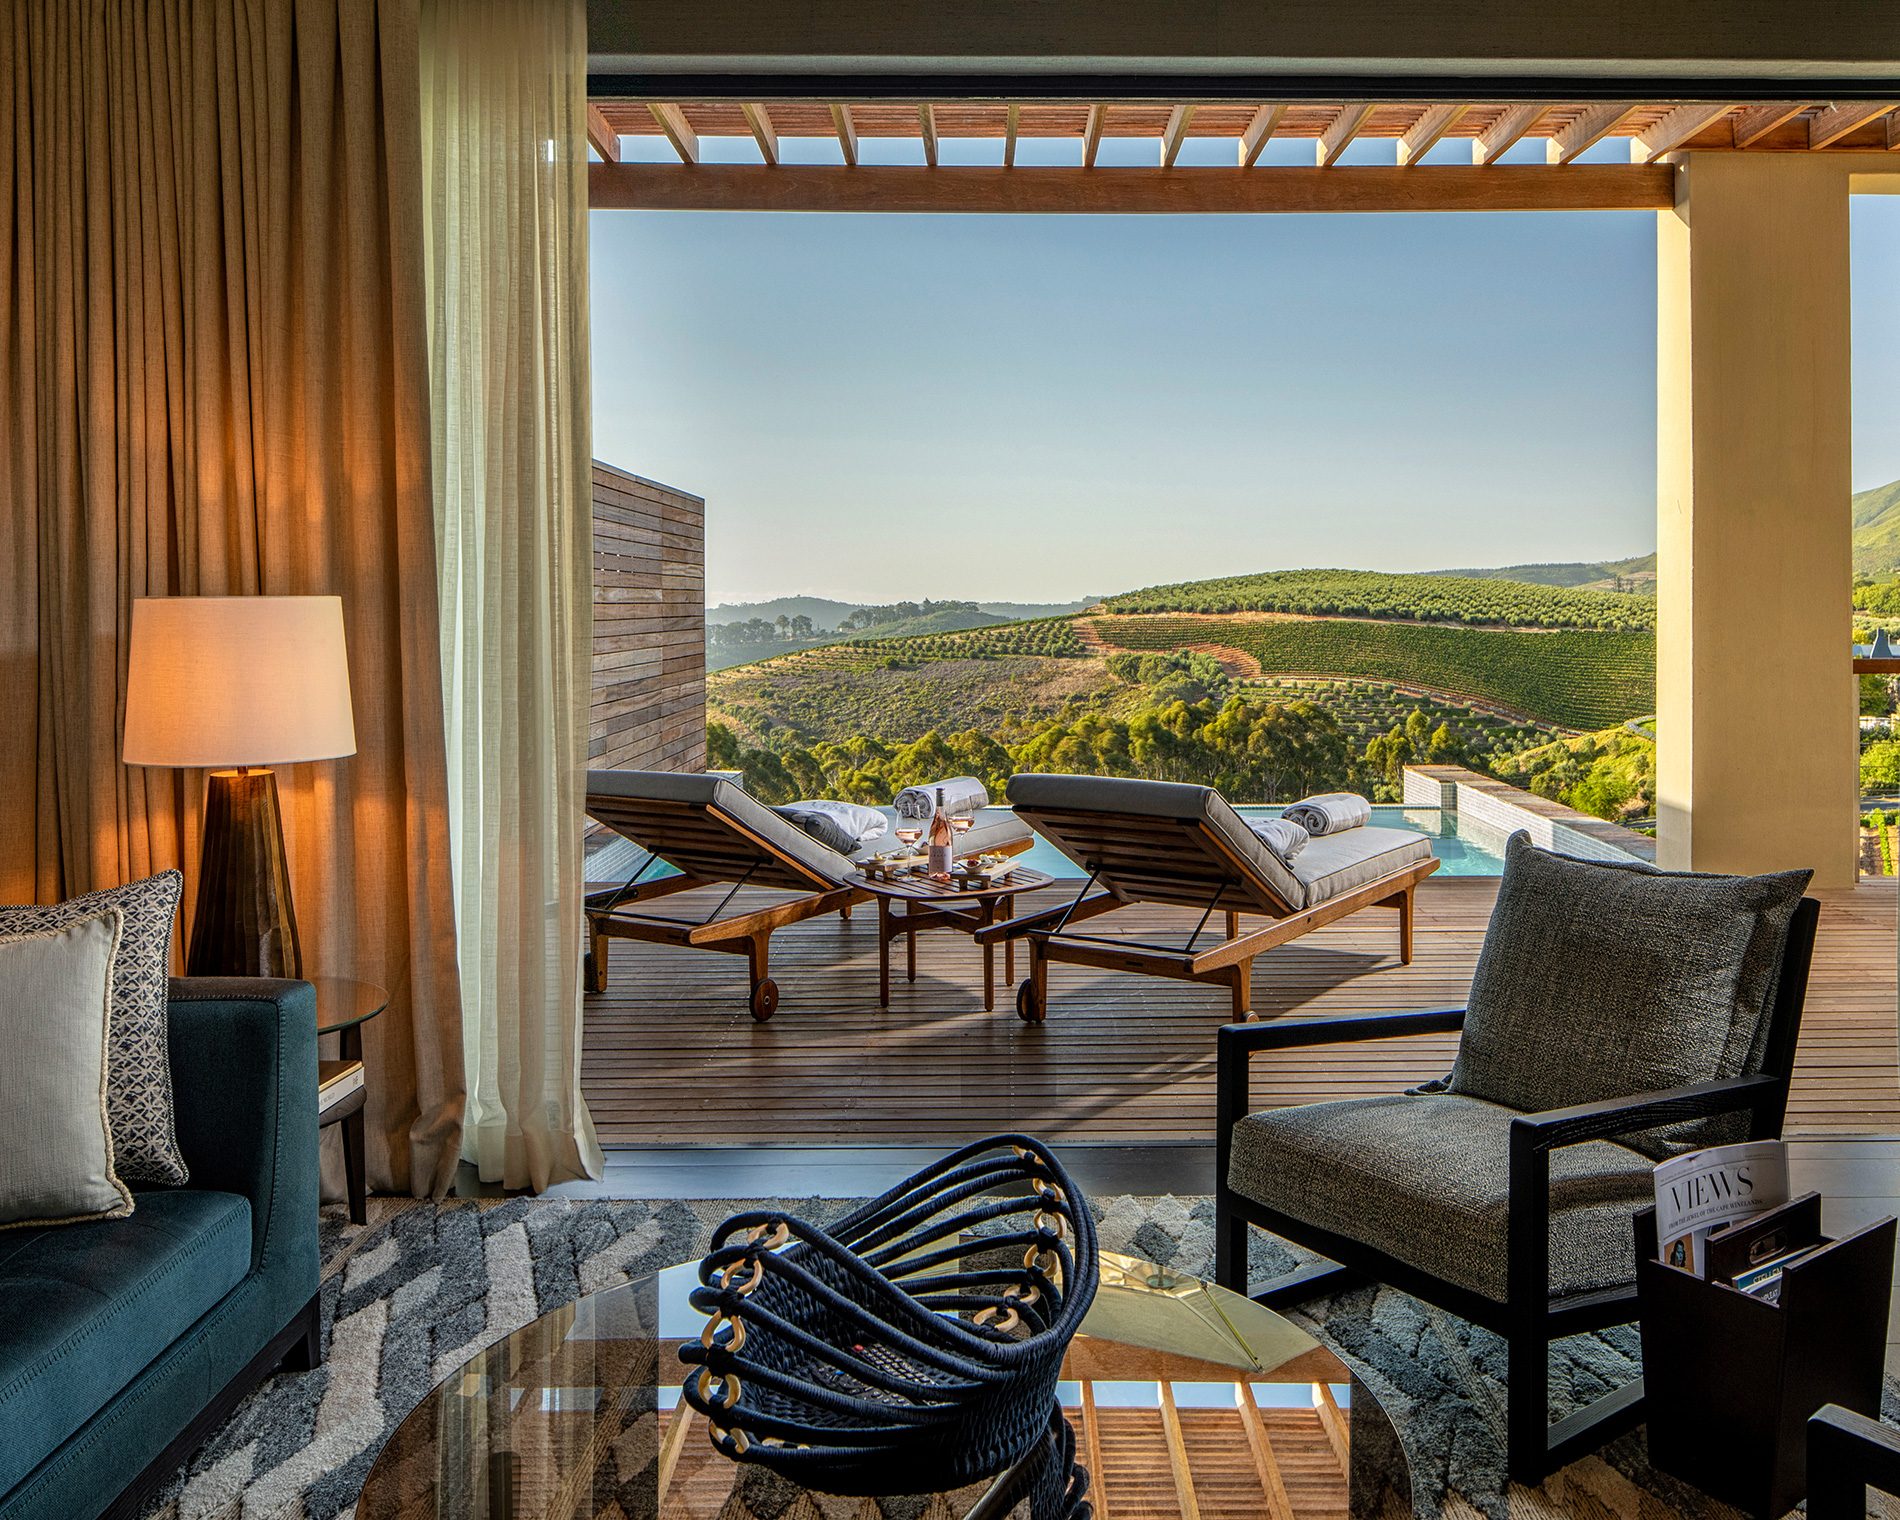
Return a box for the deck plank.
[581,877,1900,1143]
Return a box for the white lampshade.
[123,596,357,768]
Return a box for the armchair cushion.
[1449,834,1808,1158]
[1228,1092,1654,1303]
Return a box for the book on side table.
[318,1059,365,1121]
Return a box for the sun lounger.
[986,773,1439,1022]
[584,770,1031,1019]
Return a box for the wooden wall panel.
[591,460,706,775]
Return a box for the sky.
[590,130,1900,608]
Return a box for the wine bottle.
[927,786,953,880]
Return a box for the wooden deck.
[581,877,1900,1145]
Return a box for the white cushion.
[0,913,134,1229]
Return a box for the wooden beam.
[829,104,858,166]
[1472,102,1545,165]
[1316,102,1376,167]
[918,104,939,166]
[1890,110,1900,151]
[1731,101,1810,147]
[1082,104,1105,168]
[1004,103,1019,167]
[1396,103,1469,166]
[647,103,698,165]
[1160,104,1195,168]
[1808,100,1900,149]
[1238,103,1287,168]
[1632,101,1733,161]
[585,103,620,163]
[1547,102,1640,164]
[590,162,1677,215]
[739,103,778,166]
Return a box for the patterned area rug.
[134,1194,1893,1520]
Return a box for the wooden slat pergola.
[587,96,1900,213]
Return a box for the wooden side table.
[857,867,1055,1011]
[313,977,388,1226]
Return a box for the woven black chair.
[680,1134,1099,1496]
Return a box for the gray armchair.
[1215,834,1820,1484]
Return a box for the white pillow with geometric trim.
[0,870,187,1184]
[0,912,135,1228]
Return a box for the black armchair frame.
[1809,1403,1900,1519]
[1213,896,1820,1485]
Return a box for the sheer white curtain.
[420,0,601,1189]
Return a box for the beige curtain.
[420,0,601,1189]
[0,0,467,1198]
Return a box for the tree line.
[708,649,1477,809]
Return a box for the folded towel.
[774,800,888,854]
[1281,792,1372,836]
[1247,816,1310,868]
[893,776,989,821]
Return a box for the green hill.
[1101,567,1654,631]
[1088,614,1653,731]
[1854,479,1900,579]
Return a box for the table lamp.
[123,595,357,977]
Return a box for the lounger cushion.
[587,769,859,888]
[1005,774,1429,909]
[1292,827,1434,907]
[1227,1092,1654,1303]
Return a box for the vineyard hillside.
[1087,614,1653,731]
[1100,567,1654,630]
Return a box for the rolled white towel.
[1248,816,1310,868]
[1281,792,1372,836]
[893,776,989,821]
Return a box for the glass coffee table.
[355,1250,1412,1519]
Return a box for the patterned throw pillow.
[0,870,188,1184]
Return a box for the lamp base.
[187,768,303,978]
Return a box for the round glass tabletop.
[355,1250,1411,1520]
[310,976,390,1036]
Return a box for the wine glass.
[894,820,924,854]
[949,812,976,838]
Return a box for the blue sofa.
[0,979,322,1520]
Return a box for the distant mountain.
[1437,477,1900,589]
[1438,555,1656,591]
[845,607,1010,639]
[974,599,1101,620]
[707,596,857,628]
[707,595,1098,630]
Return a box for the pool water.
[1008,804,1511,879]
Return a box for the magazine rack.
[1635,1197,1896,1519]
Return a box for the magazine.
[1652,1139,1791,1277]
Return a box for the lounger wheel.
[1016,980,1045,1024]
[749,977,780,1021]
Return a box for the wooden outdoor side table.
[313,976,389,1226]
[857,866,1055,1011]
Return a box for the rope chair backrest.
[679,1134,1099,1496]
